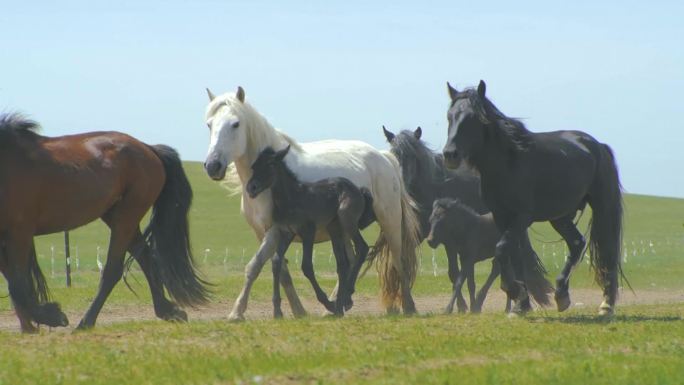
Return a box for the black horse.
[443,80,624,316]
[427,198,558,313]
[383,126,551,312]
[246,145,374,316]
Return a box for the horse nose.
[205,160,220,175]
[443,148,458,160]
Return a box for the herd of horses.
[0,81,625,333]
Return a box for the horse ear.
[382,125,395,142]
[206,88,215,101]
[236,86,245,103]
[477,80,486,99]
[275,145,291,161]
[414,126,422,140]
[447,82,459,100]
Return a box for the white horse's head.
[204,86,249,180]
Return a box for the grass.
[0,304,682,385]
[1,161,684,384]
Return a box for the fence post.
[64,231,72,287]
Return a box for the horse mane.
[453,88,533,152]
[391,131,445,181]
[435,197,480,219]
[0,113,40,136]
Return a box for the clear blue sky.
[2,1,683,197]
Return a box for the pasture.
[1,162,683,384]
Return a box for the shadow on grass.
[531,314,682,324]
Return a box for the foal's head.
[246,145,291,199]
[426,198,478,248]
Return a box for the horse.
[246,145,374,316]
[382,126,487,234]
[427,198,558,313]
[0,113,210,332]
[442,80,624,316]
[203,87,421,320]
[383,126,552,312]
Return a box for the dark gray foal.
[246,145,374,316]
[427,198,549,313]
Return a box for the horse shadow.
[530,314,682,325]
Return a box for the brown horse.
[0,113,210,332]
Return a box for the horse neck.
[447,206,479,242]
[270,163,305,210]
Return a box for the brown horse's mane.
[0,113,40,133]
[0,113,41,145]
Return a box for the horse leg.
[4,232,68,332]
[463,259,477,313]
[444,243,460,285]
[77,216,139,329]
[229,228,280,322]
[446,269,468,314]
[272,232,294,319]
[550,217,586,312]
[300,224,335,313]
[128,229,186,322]
[278,256,307,318]
[345,231,369,311]
[328,229,350,316]
[473,259,500,313]
[494,225,529,315]
[0,238,35,333]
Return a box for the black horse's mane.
[0,113,40,134]
[453,88,533,152]
[391,131,446,182]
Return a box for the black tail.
[144,145,211,307]
[518,237,553,306]
[588,145,626,295]
[29,242,50,303]
[358,188,376,230]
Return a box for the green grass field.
[1,161,683,385]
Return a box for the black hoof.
[555,291,572,312]
[35,302,69,327]
[162,308,188,323]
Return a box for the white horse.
[203,86,421,320]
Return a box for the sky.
[2,1,683,197]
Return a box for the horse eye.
[232,121,240,129]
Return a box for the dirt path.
[1,288,682,333]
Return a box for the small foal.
[246,145,374,316]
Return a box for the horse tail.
[367,153,422,309]
[588,144,627,295]
[358,188,376,229]
[29,243,50,303]
[144,145,211,307]
[518,238,553,307]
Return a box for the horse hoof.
[274,310,284,319]
[471,307,482,314]
[555,292,572,312]
[36,302,70,327]
[163,308,188,323]
[343,299,354,312]
[507,311,520,319]
[21,324,39,334]
[75,321,93,331]
[227,313,245,323]
[598,301,614,317]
